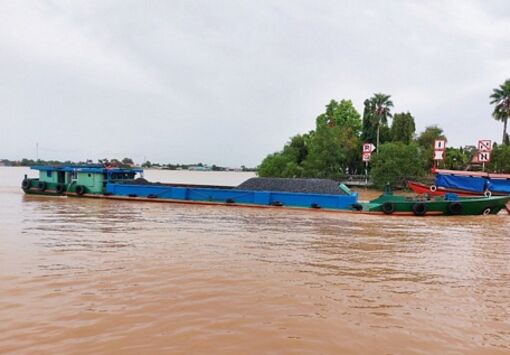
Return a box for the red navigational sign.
[363,143,376,153]
[362,152,371,162]
[434,139,446,151]
[478,140,492,152]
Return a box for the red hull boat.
[407,181,481,197]
[407,181,510,214]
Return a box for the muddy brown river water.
[1,167,509,354]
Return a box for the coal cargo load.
[236,178,347,195]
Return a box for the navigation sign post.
[433,150,445,160]
[434,139,446,151]
[362,143,376,186]
[363,143,376,154]
[478,140,492,152]
[433,139,446,169]
[478,152,491,162]
[477,139,492,171]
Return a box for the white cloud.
[0,0,508,165]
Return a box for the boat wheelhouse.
[22,165,143,196]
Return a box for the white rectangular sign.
[363,143,376,153]
[434,139,446,151]
[478,152,491,162]
[433,150,444,160]
[362,152,371,162]
[478,140,492,152]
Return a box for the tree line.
[258,79,510,188]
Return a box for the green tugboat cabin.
[22,165,143,196]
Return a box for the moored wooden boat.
[368,191,510,216]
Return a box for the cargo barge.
[22,165,510,216]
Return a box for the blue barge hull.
[105,183,359,210]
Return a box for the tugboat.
[367,186,509,216]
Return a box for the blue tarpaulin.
[488,179,510,194]
[435,174,488,193]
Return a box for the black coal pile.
[235,177,346,195]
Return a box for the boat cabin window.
[46,171,52,178]
[109,172,136,180]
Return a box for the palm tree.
[490,79,510,145]
[369,93,393,153]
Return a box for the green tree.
[257,98,362,178]
[370,142,426,188]
[443,147,470,170]
[302,125,358,179]
[490,79,510,145]
[315,99,362,135]
[416,125,447,169]
[258,152,295,177]
[257,134,309,177]
[487,144,510,172]
[416,125,445,148]
[391,112,416,144]
[366,93,393,153]
[121,157,134,166]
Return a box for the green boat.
[21,165,142,196]
[366,190,510,216]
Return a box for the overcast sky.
[0,0,509,166]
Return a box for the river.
[0,167,509,354]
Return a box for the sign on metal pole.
[362,152,371,162]
[478,140,492,152]
[478,152,491,162]
[363,143,376,153]
[433,150,444,160]
[434,139,446,151]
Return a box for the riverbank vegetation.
[0,158,255,171]
[258,84,510,188]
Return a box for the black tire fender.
[21,179,30,190]
[412,203,427,216]
[55,184,65,194]
[447,202,463,215]
[37,181,47,192]
[352,203,363,211]
[75,185,86,196]
[382,202,395,214]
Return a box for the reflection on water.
[1,167,510,354]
